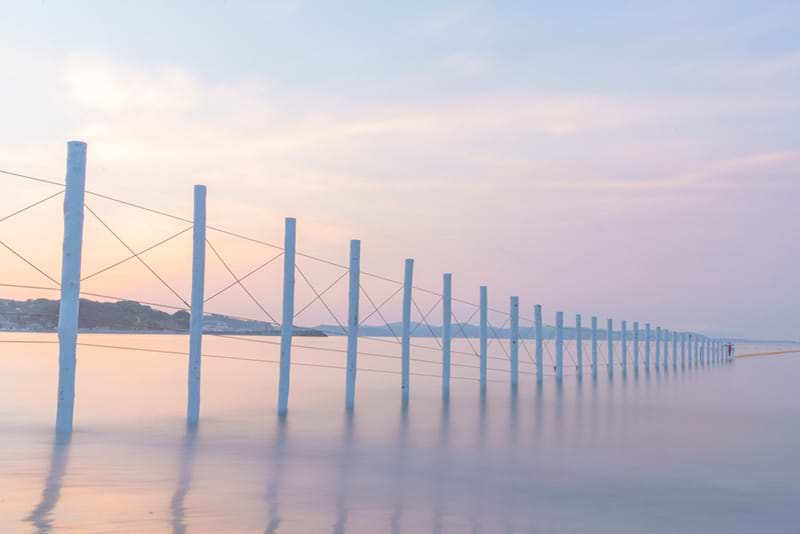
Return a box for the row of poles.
[52,141,735,433]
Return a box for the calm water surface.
[1,334,798,533]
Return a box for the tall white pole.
[591,316,598,379]
[186,184,206,428]
[694,335,699,366]
[535,304,543,384]
[55,141,87,434]
[510,296,519,388]
[277,218,297,417]
[555,311,563,382]
[645,323,651,368]
[607,318,614,376]
[344,240,361,412]
[576,314,583,377]
[633,321,639,369]
[401,259,414,404]
[621,320,627,371]
[700,337,705,366]
[479,286,488,390]
[702,337,706,365]
[664,329,672,370]
[672,331,678,369]
[681,333,686,369]
[698,336,702,366]
[442,273,452,400]
[688,334,693,368]
[655,326,661,368]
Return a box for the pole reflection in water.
[391,404,409,534]
[333,413,355,534]
[553,381,565,448]
[265,418,288,534]
[432,398,451,534]
[534,381,545,441]
[468,390,490,532]
[508,386,519,448]
[169,427,199,534]
[574,378,584,447]
[25,433,72,533]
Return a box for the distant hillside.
[318,322,568,339]
[314,323,797,343]
[0,297,325,336]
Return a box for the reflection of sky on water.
[169,427,198,534]
[25,433,71,534]
[5,339,799,532]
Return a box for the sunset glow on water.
[1,334,798,532]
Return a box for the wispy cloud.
[63,54,201,115]
[1,34,798,336]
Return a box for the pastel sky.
[1,1,798,340]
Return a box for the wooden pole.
[510,297,519,387]
[344,240,361,411]
[655,326,661,368]
[576,314,583,376]
[591,316,598,379]
[442,273,452,400]
[681,332,686,369]
[479,286,488,390]
[607,318,614,376]
[55,141,87,434]
[672,331,678,369]
[621,320,627,371]
[186,184,206,428]
[276,218,296,417]
[555,311,563,382]
[535,305,543,383]
[401,259,414,404]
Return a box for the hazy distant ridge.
[316,323,797,344]
[2,297,792,343]
[0,297,326,336]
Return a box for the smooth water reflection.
[170,428,199,534]
[2,337,799,533]
[25,433,71,533]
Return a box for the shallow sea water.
[1,334,798,533]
